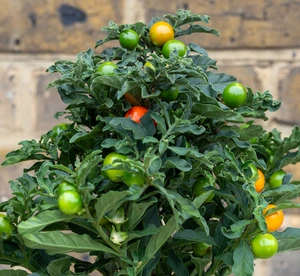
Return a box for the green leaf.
[176,24,220,37]
[22,231,119,256]
[188,43,208,56]
[139,251,161,276]
[95,190,132,224]
[169,123,205,136]
[0,271,28,276]
[221,220,251,239]
[47,256,71,276]
[192,103,244,123]
[273,227,300,252]
[140,217,178,272]
[125,267,136,276]
[95,20,120,47]
[1,140,50,166]
[70,122,104,144]
[127,197,158,230]
[232,240,254,276]
[167,253,190,276]
[75,150,102,187]
[191,71,236,97]
[262,185,300,202]
[142,136,159,144]
[215,251,234,266]
[127,224,159,242]
[92,75,123,90]
[164,157,192,171]
[190,55,217,71]
[164,10,211,26]
[173,229,215,245]
[101,138,120,148]
[18,210,75,235]
[109,117,148,140]
[237,89,281,120]
[118,51,139,67]
[144,153,162,175]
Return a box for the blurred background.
[0,0,300,275]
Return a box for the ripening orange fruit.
[149,21,174,47]
[263,204,284,232]
[255,169,265,192]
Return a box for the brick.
[35,70,68,132]
[0,155,22,198]
[0,65,19,133]
[215,65,263,92]
[144,0,300,49]
[0,0,125,54]
[270,250,300,276]
[277,67,300,126]
[286,164,300,192]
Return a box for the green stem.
[204,259,223,276]
[96,225,123,255]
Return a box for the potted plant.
[1,9,300,276]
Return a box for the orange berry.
[255,169,265,192]
[263,204,284,232]
[149,21,174,47]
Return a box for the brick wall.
[0,1,300,274]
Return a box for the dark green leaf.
[18,210,75,235]
[192,103,244,123]
[274,227,300,252]
[47,256,72,276]
[0,271,28,276]
[167,253,189,276]
[164,157,192,171]
[221,220,251,239]
[232,240,254,276]
[23,231,119,256]
[173,229,215,245]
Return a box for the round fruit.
[57,182,77,196]
[160,85,179,102]
[268,170,286,189]
[125,106,149,123]
[102,152,128,182]
[119,29,139,50]
[51,123,70,139]
[222,82,247,108]
[149,21,174,47]
[192,176,215,202]
[123,167,145,187]
[263,204,284,232]
[255,169,265,193]
[251,233,278,259]
[162,39,187,58]
[193,242,212,257]
[97,62,118,76]
[58,191,82,215]
[0,214,14,239]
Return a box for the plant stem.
[83,201,123,255]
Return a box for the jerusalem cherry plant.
[1,9,300,276]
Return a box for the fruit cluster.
[1,9,300,276]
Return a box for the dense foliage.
[1,9,300,276]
